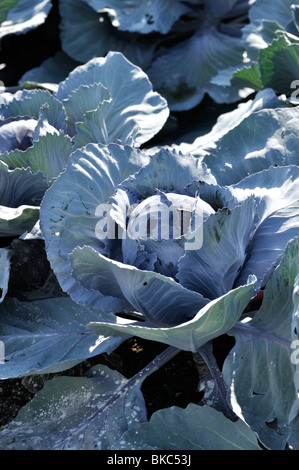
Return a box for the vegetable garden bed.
[0,0,299,451]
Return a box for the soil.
[0,333,235,428]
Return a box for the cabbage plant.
[1,80,299,449]
[5,0,298,110]
[58,0,256,110]
[36,130,299,448]
[0,40,298,448]
[4,0,299,110]
[0,52,168,240]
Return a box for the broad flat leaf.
[84,0,190,34]
[0,297,123,379]
[177,198,258,299]
[59,0,157,68]
[112,404,261,450]
[0,162,48,237]
[40,143,150,307]
[223,236,299,450]
[202,106,299,185]
[19,51,80,93]
[0,0,52,44]
[1,132,72,182]
[55,51,169,147]
[148,28,252,111]
[0,248,10,303]
[206,0,240,17]
[89,277,256,351]
[0,363,148,449]
[248,0,295,30]
[69,245,210,326]
[177,88,287,157]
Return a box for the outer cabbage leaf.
[248,0,296,28]
[205,0,240,17]
[69,245,210,327]
[89,278,256,351]
[112,404,261,450]
[0,0,52,45]
[202,106,299,185]
[55,51,169,147]
[40,143,150,307]
[176,88,288,158]
[83,0,191,34]
[148,28,252,111]
[0,206,40,238]
[190,166,299,293]
[223,236,299,450]
[177,197,258,299]
[59,0,157,69]
[0,297,124,379]
[0,363,149,449]
[226,165,299,287]
[241,20,285,60]
[1,132,72,182]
